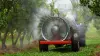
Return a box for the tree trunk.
[14,31,21,46]
[11,31,15,48]
[0,32,1,40]
[20,32,25,48]
[2,41,6,49]
[27,33,31,44]
[20,38,23,48]
[2,30,8,49]
[28,35,31,44]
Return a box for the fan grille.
[41,17,70,41]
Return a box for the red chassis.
[40,40,72,45]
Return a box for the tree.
[80,0,100,33]
[0,0,45,49]
[80,0,100,16]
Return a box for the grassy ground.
[3,22,100,56]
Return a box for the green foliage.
[0,0,46,48]
[80,0,100,16]
[80,0,100,33]
[0,8,10,30]
[80,0,90,6]
[0,0,45,31]
[45,0,59,16]
[93,17,100,33]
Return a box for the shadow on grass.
[49,45,72,53]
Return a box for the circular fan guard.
[41,17,70,41]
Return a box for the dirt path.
[0,40,39,55]
[92,45,100,56]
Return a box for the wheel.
[72,33,80,52]
[79,35,86,47]
[39,41,48,52]
[77,24,86,47]
[39,44,48,51]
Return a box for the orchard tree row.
[0,0,45,49]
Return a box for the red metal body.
[40,40,72,45]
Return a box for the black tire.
[72,33,80,52]
[39,42,48,52]
[79,36,86,47]
[77,24,86,47]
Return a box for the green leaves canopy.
[0,0,45,32]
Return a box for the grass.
[4,43,100,56]
[3,22,100,56]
